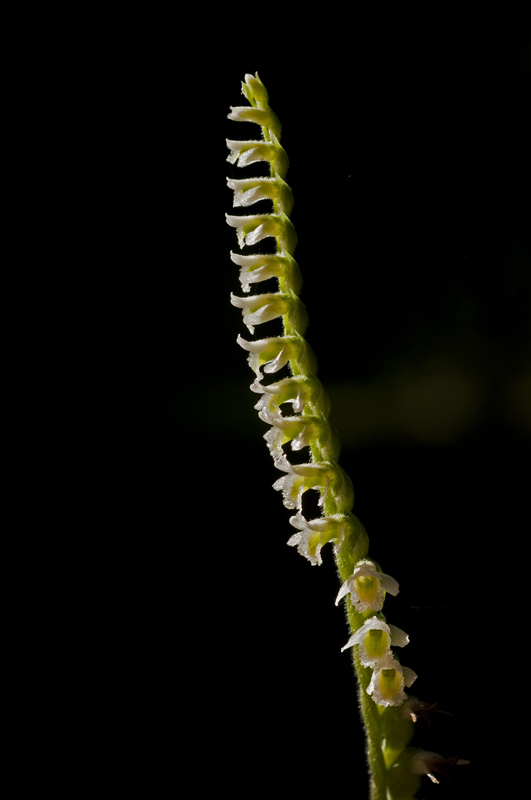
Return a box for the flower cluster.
[226,73,358,555]
[226,72,414,708]
[337,563,417,706]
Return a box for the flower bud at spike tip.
[244,72,269,106]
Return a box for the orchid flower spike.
[340,617,409,666]
[226,73,466,798]
[335,559,399,612]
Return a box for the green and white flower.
[340,617,409,666]
[227,176,294,215]
[273,460,354,512]
[335,559,399,612]
[230,251,302,294]
[226,137,289,178]
[259,405,340,463]
[231,291,307,335]
[237,334,317,378]
[251,374,330,416]
[367,655,418,707]
[225,212,297,252]
[227,105,282,138]
[287,511,357,565]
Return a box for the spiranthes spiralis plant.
[225,72,469,800]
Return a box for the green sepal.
[291,330,318,376]
[270,133,289,178]
[275,176,294,216]
[277,209,298,254]
[273,250,302,296]
[285,291,308,336]
[381,703,415,769]
[386,748,422,800]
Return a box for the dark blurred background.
[58,8,530,798]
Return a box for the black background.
[55,8,530,798]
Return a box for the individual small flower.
[225,137,289,177]
[230,292,307,336]
[411,751,470,783]
[237,334,318,378]
[287,511,352,565]
[259,404,339,462]
[367,654,418,707]
[225,212,297,253]
[273,460,354,512]
[272,461,333,510]
[335,560,399,612]
[227,177,294,215]
[225,213,282,249]
[227,177,278,207]
[341,617,409,666]
[251,374,330,416]
[227,105,282,138]
[230,251,302,294]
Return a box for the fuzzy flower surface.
[341,617,409,666]
[367,655,418,707]
[335,559,399,612]
[287,511,350,566]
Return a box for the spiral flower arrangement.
[226,73,468,799]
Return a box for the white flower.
[236,334,317,378]
[287,511,350,566]
[237,334,299,376]
[251,375,308,413]
[340,617,409,666]
[227,177,278,207]
[335,560,399,612]
[227,106,281,138]
[225,213,282,249]
[230,292,291,334]
[231,292,307,336]
[227,177,294,215]
[273,461,354,513]
[258,405,339,462]
[366,654,417,707]
[230,251,302,294]
[226,211,297,253]
[225,137,289,177]
[273,462,332,510]
[251,374,329,416]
